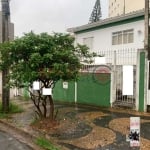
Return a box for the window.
[112,31,123,45]
[123,30,128,44]
[118,31,122,44]
[112,29,134,45]
[112,33,118,45]
[83,37,93,51]
[128,30,134,43]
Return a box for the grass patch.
[35,137,59,150]
[0,113,9,118]
[0,101,24,118]
[9,102,24,113]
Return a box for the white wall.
[75,19,144,52]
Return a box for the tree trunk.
[30,90,43,119]
[48,95,54,120]
[30,81,55,120]
[32,98,43,119]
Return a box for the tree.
[89,0,102,23]
[0,32,95,120]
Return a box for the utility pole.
[144,0,149,59]
[1,0,10,112]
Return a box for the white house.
[68,9,145,52]
[67,9,149,112]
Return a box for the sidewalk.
[1,98,150,150]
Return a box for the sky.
[10,0,108,37]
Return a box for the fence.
[53,48,141,109]
[96,49,137,108]
[15,48,145,111]
[4,48,146,111]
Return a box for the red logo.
[93,65,111,84]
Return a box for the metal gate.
[114,65,136,108]
[96,49,137,108]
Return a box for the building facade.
[0,11,14,42]
[68,10,145,52]
[109,0,144,17]
[66,10,149,112]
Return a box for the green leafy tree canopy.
[0,32,96,119]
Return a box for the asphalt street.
[0,130,33,150]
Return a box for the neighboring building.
[0,11,14,42]
[65,9,149,112]
[109,0,145,17]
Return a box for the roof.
[67,9,145,34]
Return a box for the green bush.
[9,102,24,113]
[35,137,59,150]
[0,113,8,118]
[0,101,23,118]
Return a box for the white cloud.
[10,0,108,37]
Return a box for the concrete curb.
[0,119,44,150]
[0,119,68,150]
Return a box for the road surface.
[0,130,33,150]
